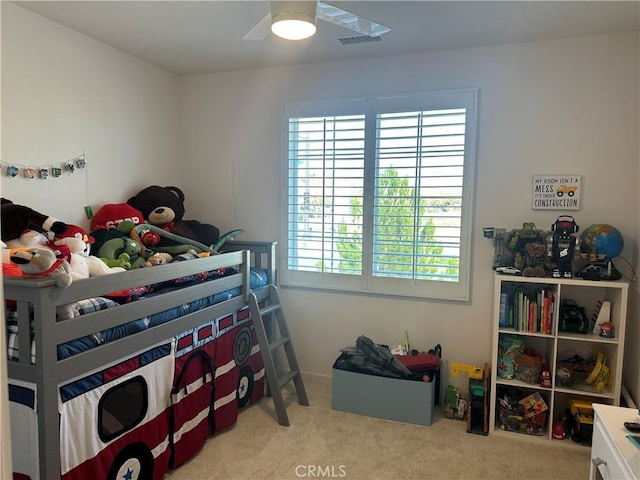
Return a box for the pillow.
[73,296,120,315]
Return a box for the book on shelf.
[543,290,555,334]
[499,292,509,327]
[506,286,554,334]
[519,391,548,417]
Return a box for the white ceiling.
[13,1,640,76]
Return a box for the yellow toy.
[450,362,489,435]
[569,399,594,444]
[450,363,484,380]
[584,348,610,392]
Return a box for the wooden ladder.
[248,284,309,426]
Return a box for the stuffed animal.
[2,229,73,264]
[142,252,173,268]
[90,203,144,231]
[53,225,126,280]
[4,229,50,249]
[1,198,67,244]
[127,186,220,247]
[10,247,76,319]
[129,223,213,256]
[98,236,144,270]
[101,253,133,270]
[10,248,72,287]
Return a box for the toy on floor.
[451,363,483,380]
[450,362,490,435]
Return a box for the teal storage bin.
[332,367,435,426]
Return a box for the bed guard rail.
[221,240,277,285]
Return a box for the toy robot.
[550,215,579,278]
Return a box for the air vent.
[337,35,383,46]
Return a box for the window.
[98,376,148,442]
[281,90,477,301]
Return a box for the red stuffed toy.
[90,203,144,231]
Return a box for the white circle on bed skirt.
[116,457,142,480]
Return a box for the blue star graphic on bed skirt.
[122,467,134,480]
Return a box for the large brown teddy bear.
[127,186,220,247]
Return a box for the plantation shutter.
[373,108,466,282]
[282,90,477,301]
[286,114,366,275]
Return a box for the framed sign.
[531,175,581,210]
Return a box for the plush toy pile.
[1,186,240,284]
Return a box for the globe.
[579,224,624,261]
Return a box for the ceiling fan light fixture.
[271,12,317,40]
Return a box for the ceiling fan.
[243,1,391,41]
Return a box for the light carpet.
[166,381,590,480]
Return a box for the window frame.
[280,89,478,301]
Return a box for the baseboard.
[300,372,331,386]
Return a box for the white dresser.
[591,404,640,480]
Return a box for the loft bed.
[5,240,277,480]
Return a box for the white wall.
[1,2,182,229]
[0,4,184,475]
[181,33,640,398]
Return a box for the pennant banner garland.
[2,152,87,180]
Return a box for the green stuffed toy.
[98,237,145,270]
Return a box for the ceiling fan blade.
[243,12,271,40]
[317,1,391,37]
